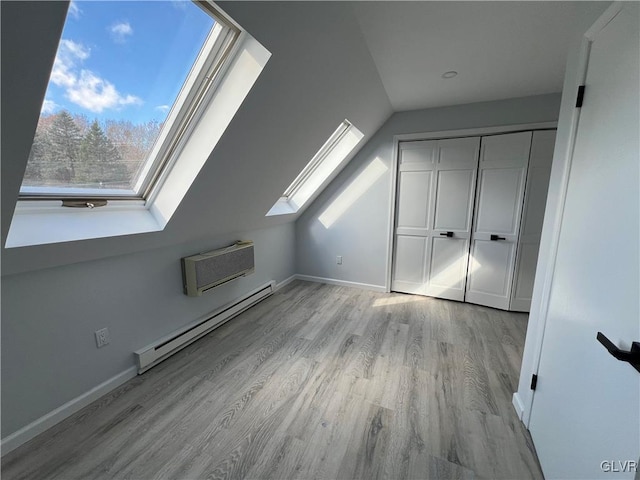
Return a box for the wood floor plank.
[2,281,542,480]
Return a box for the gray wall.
[1,1,390,439]
[296,94,562,287]
[1,223,295,437]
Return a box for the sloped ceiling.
[0,1,609,275]
[0,1,392,275]
[353,1,609,111]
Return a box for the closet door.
[465,131,532,310]
[392,141,436,295]
[424,137,479,301]
[510,130,556,312]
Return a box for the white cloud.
[50,38,142,113]
[41,99,58,114]
[67,71,142,113]
[109,21,133,43]
[68,1,82,19]
[155,105,170,113]
[50,39,89,88]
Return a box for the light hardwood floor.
[2,281,543,479]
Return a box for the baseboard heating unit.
[135,281,275,374]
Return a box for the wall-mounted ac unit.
[181,240,254,296]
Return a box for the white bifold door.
[465,132,532,310]
[510,130,556,311]
[392,137,479,301]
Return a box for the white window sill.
[265,198,299,216]
[5,201,161,247]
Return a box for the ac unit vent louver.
[181,240,254,296]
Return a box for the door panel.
[392,137,479,300]
[392,141,436,294]
[396,170,432,235]
[438,137,480,168]
[480,131,533,169]
[510,242,538,311]
[511,130,556,312]
[392,235,427,294]
[466,131,532,310]
[474,168,524,234]
[468,240,514,295]
[433,169,474,231]
[426,137,479,300]
[426,237,469,300]
[529,4,639,478]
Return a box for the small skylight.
[19,0,237,201]
[267,120,364,216]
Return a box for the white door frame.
[513,2,626,427]
[385,121,557,294]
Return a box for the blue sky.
[42,0,214,124]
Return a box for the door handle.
[439,231,454,237]
[596,332,640,373]
[490,234,506,241]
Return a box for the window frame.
[7,2,272,248]
[267,120,364,216]
[280,120,352,200]
[18,0,240,204]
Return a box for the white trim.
[512,392,525,420]
[296,274,386,292]
[584,1,624,41]
[520,4,622,428]
[384,121,558,292]
[274,274,298,291]
[1,367,137,456]
[385,137,400,293]
[135,281,274,373]
[394,122,557,143]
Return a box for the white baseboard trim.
[1,366,137,456]
[274,274,297,291]
[295,274,386,293]
[512,392,525,421]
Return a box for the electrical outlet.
[95,328,110,348]
[336,255,343,265]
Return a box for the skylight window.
[20,0,238,201]
[7,1,271,247]
[267,120,364,216]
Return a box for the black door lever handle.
[490,234,506,241]
[439,231,454,237]
[597,332,640,373]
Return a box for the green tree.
[78,120,130,188]
[104,119,162,179]
[43,110,82,184]
[23,129,51,186]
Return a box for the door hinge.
[530,374,538,390]
[575,85,585,108]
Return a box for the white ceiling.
[353,1,609,111]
